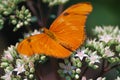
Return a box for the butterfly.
[17,2,92,58]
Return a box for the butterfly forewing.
[49,2,92,51]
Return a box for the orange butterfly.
[17,2,92,58]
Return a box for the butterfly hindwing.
[17,33,71,58]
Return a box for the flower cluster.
[0,44,47,80]
[57,26,120,80]
[0,0,24,16]
[93,26,120,42]
[0,0,25,29]
[57,48,102,80]
[58,56,82,80]
[10,6,32,31]
[42,0,69,6]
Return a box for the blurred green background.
[66,0,120,36]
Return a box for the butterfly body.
[43,28,56,40]
[17,2,92,58]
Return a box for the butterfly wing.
[17,33,71,58]
[50,2,92,51]
[17,2,92,58]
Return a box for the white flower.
[2,45,18,61]
[75,74,79,79]
[119,53,120,57]
[93,26,103,34]
[99,34,112,43]
[87,51,100,64]
[104,47,114,57]
[21,55,30,62]
[8,45,15,52]
[29,61,34,68]
[81,76,87,80]
[75,50,88,60]
[14,62,25,75]
[96,77,106,80]
[24,29,40,37]
[59,63,76,75]
[115,76,120,80]
[3,51,13,61]
[43,0,69,6]
[1,71,12,80]
[24,33,31,37]
[31,29,41,35]
[60,0,69,3]
[116,35,120,43]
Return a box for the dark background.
[68,0,120,36]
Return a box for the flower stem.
[26,0,43,27]
[104,64,120,73]
[99,59,106,76]
[79,65,88,79]
[44,6,53,26]
[37,0,45,27]
[25,26,32,32]
[57,4,64,16]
